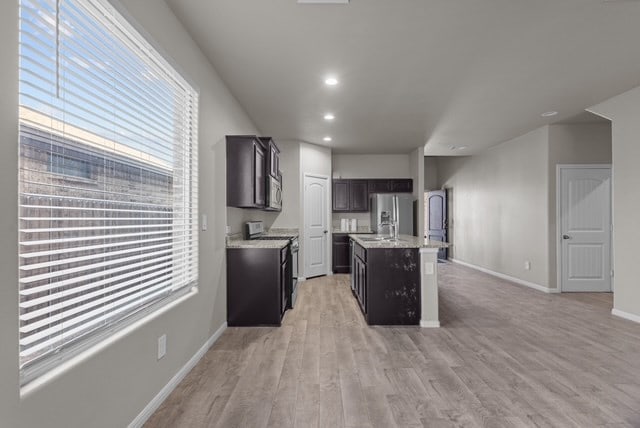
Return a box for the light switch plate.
[201,214,207,231]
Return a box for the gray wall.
[590,85,640,319]
[1,0,259,426]
[332,154,411,179]
[424,156,438,191]
[437,127,551,287]
[436,122,612,290]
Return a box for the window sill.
[20,286,199,398]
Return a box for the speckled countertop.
[333,227,373,234]
[349,234,450,249]
[225,228,298,249]
[226,238,290,249]
[263,228,299,238]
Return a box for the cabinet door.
[280,258,288,316]
[332,239,350,273]
[368,179,392,194]
[332,180,350,211]
[360,259,367,313]
[391,179,413,193]
[254,142,266,206]
[270,144,279,178]
[349,180,369,212]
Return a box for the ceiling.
[166,0,640,155]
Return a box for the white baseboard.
[612,308,640,324]
[449,258,559,294]
[128,322,227,428]
[420,320,440,328]
[298,277,306,282]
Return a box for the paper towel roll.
[350,218,357,232]
[341,218,348,232]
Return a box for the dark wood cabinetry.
[350,239,420,325]
[259,137,280,179]
[332,180,350,211]
[332,178,413,212]
[226,135,267,209]
[350,180,369,211]
[332,233,351,273]
[227,245,290,326]
[332,179,369,212]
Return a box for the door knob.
[562,234,571,240]
[323,230,328,234]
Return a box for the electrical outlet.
[226,225,231,234]
[524,261,531,271]
[157,334,167,360]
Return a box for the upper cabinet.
[333,179,369,212]
[332,178,412,212]
[226,135,267,209]
[259,137,281,180]
[333,178,413,212]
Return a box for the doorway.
[303,174,329,278]
[557,165,612,292]
[425,190,448,260]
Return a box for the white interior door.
[560,166,612,292]
[304,175,328,278]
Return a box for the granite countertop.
[262,228,299,238]
[333,227,373,234]
[226,228,298,249]
[349,234,450,249]
[226,238,290,249]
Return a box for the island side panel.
[367,248,421,325]
[420,248,440,327]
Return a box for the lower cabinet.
[350,240,420,325]
[227,245,290,326]
[332,233,351,273]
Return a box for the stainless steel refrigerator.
[370,193,414,235]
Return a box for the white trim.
[128,322,227,428]
[449,258,559,294]
[612,308,640,324]
[420,320,440,328]
[556,165,612,292]
[298,276,306,282]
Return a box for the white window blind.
[18,0,198,380]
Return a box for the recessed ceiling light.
[324,77,339,86]
[324,113,335,121]
[448,145,456,151]
[457,146,467,151]
[541,111,558,117]
[323,136,332,142]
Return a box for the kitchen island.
[349,234,448,327]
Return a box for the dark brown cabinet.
[332,233,351,273]
[350,239,420,325]
[368,178,413,194]
[332,178,413,212]
[227,245,290,326]
[333,180,350,211]
[332,179,369,212]
[259,137,280,179]
[350,180,369,211]
[226,135,267,209]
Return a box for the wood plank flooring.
[144,263,640,428]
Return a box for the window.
[18,0,199,382]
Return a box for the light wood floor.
[144,263,640,428]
